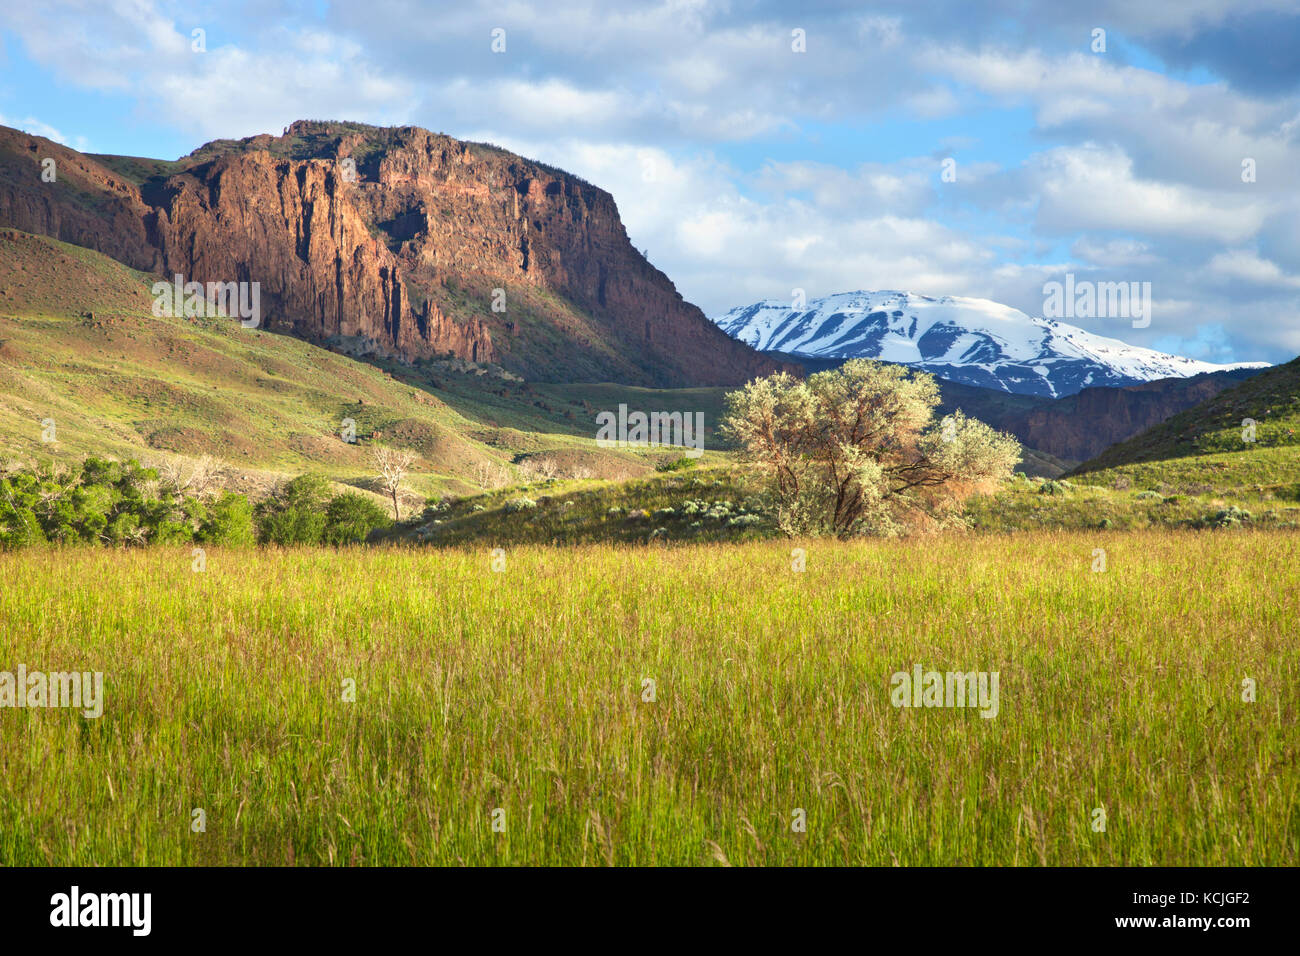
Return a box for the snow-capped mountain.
[711,291,1268,398]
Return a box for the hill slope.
[713,290,1264,397]
[0,229,716,501]
[1072,356,1300,473]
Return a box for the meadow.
[1,529,1295,866]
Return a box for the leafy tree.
[0,456,255,551]
[720,359,1021,537]
[323,492,392,545]
[106,511,147,547]
[0,502,44,548]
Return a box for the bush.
[504,497,537,514]
[256,474,332,545]
[257,506,326,546]
[0,503,44,548]
[324,493,392,545]
[656,456,698,472]
[721,359,1020,537]
[1201,506,1253,529]
[199,493,256,546]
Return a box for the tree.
[720,359,1021,538]
[372,446,416,521]
[157,454,225,500]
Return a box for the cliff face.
[0,121,788,386]
[143,150,492,363]
[999,368,1262,462]
[354,124,780,383]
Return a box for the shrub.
[324,492,392,545]
[199,492,256,546]
[0,503,44,549]
[656,456,698,472]
[504,497,537,513]
[721,359,1020,537]
[256,474,332,545]
[257,506,326,546]
[1202,506,1253,529]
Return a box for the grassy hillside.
[0,230,722,502]
[2,530,1294,865]
[1071,357,1300,481]
[957,359,1299,534]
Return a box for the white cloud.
[1030,145,1266,242]
[1207,249,1300,288]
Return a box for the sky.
[2,0,1299,364]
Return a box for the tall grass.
[0,529,1295,865]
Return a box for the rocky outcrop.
[0,129,160,272]
[0,121,788,386]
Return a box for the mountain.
[712,290,1265,398]
[0,120,788,387]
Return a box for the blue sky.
[2,0,1299,364]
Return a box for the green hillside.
[0,230,716,503]
[953,356,1300,535]
[1074,357,1299,468]
[1067,357,1300,498]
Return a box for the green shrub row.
[0,459,391,549]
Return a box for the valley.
[0,114,1296,878]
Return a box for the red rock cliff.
[0,121,790,386]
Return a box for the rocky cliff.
[0,121,787,387]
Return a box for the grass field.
[1,529,1295,866]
